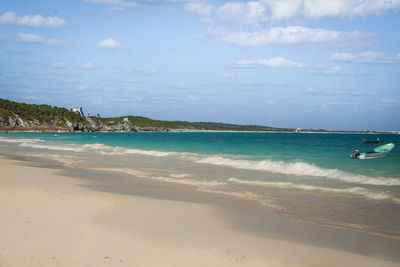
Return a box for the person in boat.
[353,149,360,159]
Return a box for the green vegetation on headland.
[94,115,288,131]
[0,98,288,132]
[0,98,85,125]
[2,98,395,133]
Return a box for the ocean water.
[1,132,399,237]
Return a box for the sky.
[0,0,399,131]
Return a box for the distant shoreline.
[1,128,399,135]
[2,98,399,134]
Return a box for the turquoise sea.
[1,132,399,237]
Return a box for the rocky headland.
[0,98,275,133]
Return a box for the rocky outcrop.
[85,117,153,132]
[1,115,32,129]
[0,114,170,133]
[0,114,69,132]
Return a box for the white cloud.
[103,86,116,92]
[186,0,400,25]
[305,87,342,95]
[17,33,65,46]
[307,87,371,97]
[381,98,397,104]
[75,84,91,91]
[301,0,400,19]
[186,2,270,25]
[330,51,400,64]
[381,97,398,107]
[185,3,215,23]
[17,33,44,44]
[96,38,122,49]
[130,68,162,76]
[0,11,66,28]
[81,62,94,69]
[319,66,348,75]
[217,1,268,26]
[45,39,65,46]
[306,87,320,94]
[51,62,68,69]
[24,96,38,100]
[84,0,138,10]
[85,0,196,11]
[208,26,369,47]
[309,65,370,75]
[186,94,198,101]
[261,0,303,21]
[234,57,304,68]
[232,56,368,75]
[350,90,364,96]
[324,101,352,107]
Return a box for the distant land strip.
[0,98,397,134]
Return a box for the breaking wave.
[0,136,42,143]
[82,143,173,156]
[0,137,172,157]
[0,137,84,152]
[20,142,85,152]
[228,177,400,204]
[169,173,191,178]
[2,136,399,187]
[197,156,400,186]
[90,167,224,188]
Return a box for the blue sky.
[0,0,399,130]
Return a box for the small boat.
[362,138,381,144]
[351,143,395,159]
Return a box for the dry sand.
[0,156,399,267]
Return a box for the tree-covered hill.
[95,115,287,131]
[0,98,84,123]
[0,98,288,132]
[0,98,85,129]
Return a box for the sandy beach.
[0,155,399,267]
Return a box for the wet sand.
[0,154,399,267]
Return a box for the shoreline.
[1,154,400,266]
[1,132,400,240]
[1,128,399,134]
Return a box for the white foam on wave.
[0,136,85,152]
[90,167,224,188]
[169,173,190,178]
[67,167,272,206]
[228,177,400,204]
[197,156,400,186]
[20,142,85,152]
[103,168,273,206]
[92,167,149,177]
[0,136,42,143]
[1,137,174,156]
[124,148,172,157]
[82,143,111,150]
[82,143,172,157]
[198,187,277,207]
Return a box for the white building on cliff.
[72,107,84,117]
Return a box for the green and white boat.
[351,143,395,159]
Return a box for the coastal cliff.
[0,98,286,132]
[0,98,172,132]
